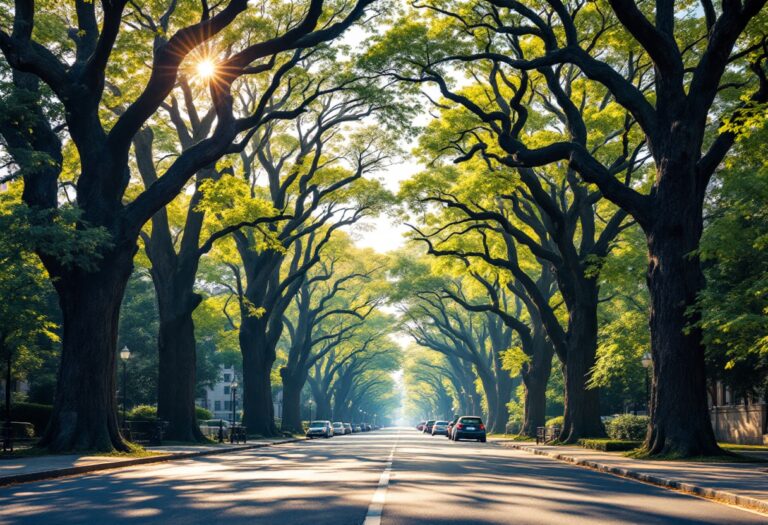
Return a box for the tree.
[0,0,378,451]
[368,0,767,456]
[698,125,768,402]
[0,189,59,422]
[279,237,385,432]
[394,254,516,432]
[211,88,397,435]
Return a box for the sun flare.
[196,59,216,80]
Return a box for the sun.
[196,59,216,80]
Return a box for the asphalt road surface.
[0,428,764,524]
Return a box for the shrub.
[0,402,52,435]
[127,405,157,421]
[545,416,564,428]
[195,406,213,421]
[607,414,649,441]
[579,438,642,452]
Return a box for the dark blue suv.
[451,416,486,442]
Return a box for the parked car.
[306,420,334,439]
[362,423,372,431]
[431,420,449,436]
[344,423,353,434]
[423,420,436,433]
[446,417,459,439]
[332,422,345,435]
[353,424,362,432]
[416,421,426,431]
[451,416,486,442]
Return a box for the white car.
[306,420,334,438]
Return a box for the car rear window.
[426,420,435,424]
[435,421,447,425]
[309,421,326,428]
[460,417,483,425]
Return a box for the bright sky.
[352,153,420,253]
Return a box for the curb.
[0,437,305,488]
[503,443,768,515]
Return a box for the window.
[214,401,221,411]
[224,386,230,395]
[224,401,232,411]
[223,373,231,382]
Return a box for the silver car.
[431,420,449,436]
[306,420,333,438]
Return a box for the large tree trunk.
[491,356,514,433]
[240,320,278,437]
[521,374,548,437]
[521,329,554,437]
[476,369,498,432]
[643,176,721,456]
[559,297,605,443]
[279,367,306,433]
[155,288,205,442]
[39,249,134,452]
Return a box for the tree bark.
[279,367,307,433]
[559,300,605,442]
[155,287,205,442]
[476,369,498,432]
[240,318,278,437]
[39,248,134,452]
[520,332,553,437]
[643,174,721,456]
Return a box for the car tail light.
[479,424,485,430]
[457,424,464,430]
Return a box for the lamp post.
[230,379,238,425]
[3,348,12,451]
[119,346,131,430]
[641,352,652,415]
[230,379,238,443]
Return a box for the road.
[0,428,764,524]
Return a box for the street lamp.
[230,379,238,425]
[641,352,652,415]
[119,346,131,429]
[308,398,314,422]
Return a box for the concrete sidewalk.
[492,439,768,514]
[0,437,304,486]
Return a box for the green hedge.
[579,438,642,452]
[545,416,564,428]
[196,406,213,421]
[606,414,649,441]
[127,405,213,422]
[0,403,52,435]
[127,405,157,421]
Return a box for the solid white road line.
[363,431,400,525]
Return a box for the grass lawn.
[487,433,535,441]
[1,443,163,459]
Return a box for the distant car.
[332,422,345,435]
[446,417,459,439]
[423,420,436,433]
[344,423,353,434]
[431,420,449,436]
[353,424,362,432]
[451,416,486,442]
[306,420,333,439]
[416,421,426,431]
[363,423,372,431]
